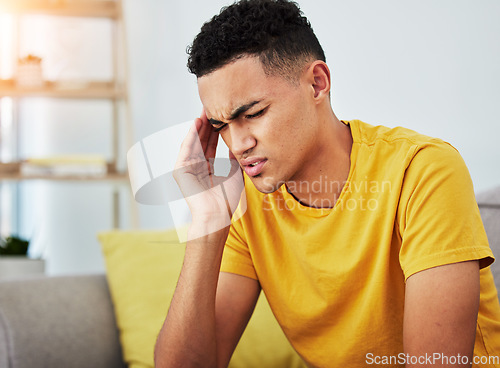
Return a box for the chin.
[250,174,284,194]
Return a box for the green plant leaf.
[0,236,30,256]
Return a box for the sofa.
[0,186,499,368]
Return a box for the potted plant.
[0,235,45,280]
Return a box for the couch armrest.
[0,274,125,368]
[477,186,500,291]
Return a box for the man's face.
[198,56,321,193]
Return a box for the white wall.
[125,0,500,231]
[303,0,500,191]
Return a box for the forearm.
[154,223,230,368]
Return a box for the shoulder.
[347,120,463,180]
[404,139,470,191]
[348,119,448,148]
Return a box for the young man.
[155,0,500,367]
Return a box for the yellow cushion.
[98,229,305,368]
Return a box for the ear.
[307,61,331,102]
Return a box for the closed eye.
[245,107,267,119]
[213,123,227,132]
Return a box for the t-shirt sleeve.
[397,141,494,281]
[220,212,258,281]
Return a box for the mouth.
[242,159,267,177]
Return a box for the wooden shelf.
[0,161,129,182]
[0,1,119,18]
[0,80,125,99]
[0,172,129,182]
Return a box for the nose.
[225,124,257,158]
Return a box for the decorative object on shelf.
[16,54,44,88]
[0,235,45,280]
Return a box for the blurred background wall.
[126,0,500,202]
[2,0,499,274]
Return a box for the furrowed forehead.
[197,57,272,119]
[206,99,265,123]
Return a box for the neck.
[286,112,352,208]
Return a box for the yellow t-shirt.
[221,120,500,367]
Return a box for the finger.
[199,108,215,153]
[198,116,212,153]
[205,127,219,160]
[174,120,204,170]
[198,110,218,172]
[200,108,208,123]
[200,107,220,159]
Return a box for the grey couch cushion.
[0,274,125,368]
[477,186,500,288]
[0,309,9,368]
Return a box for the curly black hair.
[187,0,325,80]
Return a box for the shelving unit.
[0,0,120,18]
[0,0,132,235]
[0,172,128,182]
[0,80,125,99]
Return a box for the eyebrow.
[209,100,262,126]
